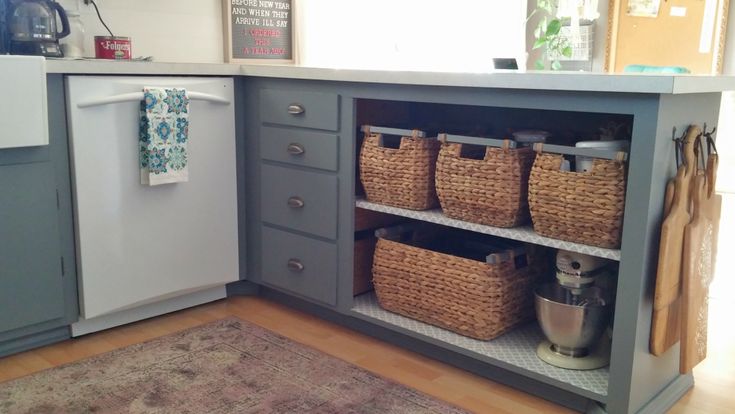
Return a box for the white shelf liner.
[355,199,621,261]
[352,292,609,399]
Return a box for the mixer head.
[555,250,609,290]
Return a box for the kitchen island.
[7,60,735,413]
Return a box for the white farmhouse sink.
[0,55,48,149]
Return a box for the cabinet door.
[0,149,65,333]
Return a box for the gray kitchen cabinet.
[260,164,339,239]
[0,75,78,357]
[246,81,344,304]
[261,226,338,306]
[242,75,724,414]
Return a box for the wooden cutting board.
[664,179,675,217]
[680,174,713,373]
[703,154,722,270]
[650,126,699,356]
[680,154,721,373]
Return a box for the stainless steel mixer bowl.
[535,283,611,356]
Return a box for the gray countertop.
[45,59,735,94]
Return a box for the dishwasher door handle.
[77,91,230,108]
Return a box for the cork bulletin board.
[606,0,729,74]
[223,0,295,63]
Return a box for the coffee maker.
[4,0,70,57]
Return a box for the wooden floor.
[0,296,732,414]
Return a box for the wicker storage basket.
[359,126,440,210]
[435,134,535,227]
[528,148,627,248]
[372,232,543,340]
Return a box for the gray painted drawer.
[260,126,339,171]
[260,89,339,131]
[261,226,337,306]
[260,164,338,239]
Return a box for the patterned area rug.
[0,318,468,414]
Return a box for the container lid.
[512,130,551,143]
[575,140,630,151]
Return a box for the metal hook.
[704,125,718,155]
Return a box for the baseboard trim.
[0,326,70,358]
[71,286,227,337]
[636,373,693,414]
[226,280,261,296]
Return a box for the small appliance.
[534,250,615,370]
[7,0,69,57]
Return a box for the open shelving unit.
[351,198,618,403]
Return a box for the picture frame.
[222,0,296,64]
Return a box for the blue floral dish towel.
[139,87,190,185]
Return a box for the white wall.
[57,0,224,63]
[56,0,527,70]
[300,0,528,72]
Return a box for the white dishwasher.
[66,76,239,336]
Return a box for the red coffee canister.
[94,36,132,60]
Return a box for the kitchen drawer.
[260,89,339,131]
[260,126,338,171]
[261,164,338,239]
[261,226,337,306]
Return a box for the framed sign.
[222,0,295,63]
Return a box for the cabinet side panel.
[608,93,722,414]
[48,74,79,325]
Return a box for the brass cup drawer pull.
[287,143,305,155]
[287,103,305,115]
[287,258,304,272]
[287,196,305,208]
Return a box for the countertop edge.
[41,60,735,94]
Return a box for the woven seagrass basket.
[528,150,626,248]
[359,126,440,210]
[372,234,543,340]
[435,135,535,228]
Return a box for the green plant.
[530,0,572,70]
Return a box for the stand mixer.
[534,250,614,370]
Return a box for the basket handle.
[533,142,628,161]
[463,239,526,266]
[438,133,516,149]
[361,125,427,139]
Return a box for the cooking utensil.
[650,125,699,356]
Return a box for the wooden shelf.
[355,199,621,261]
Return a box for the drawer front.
[261,226,337,306]
[261,164,338,239]
[260,126,338,171]
[260,89,339,131]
